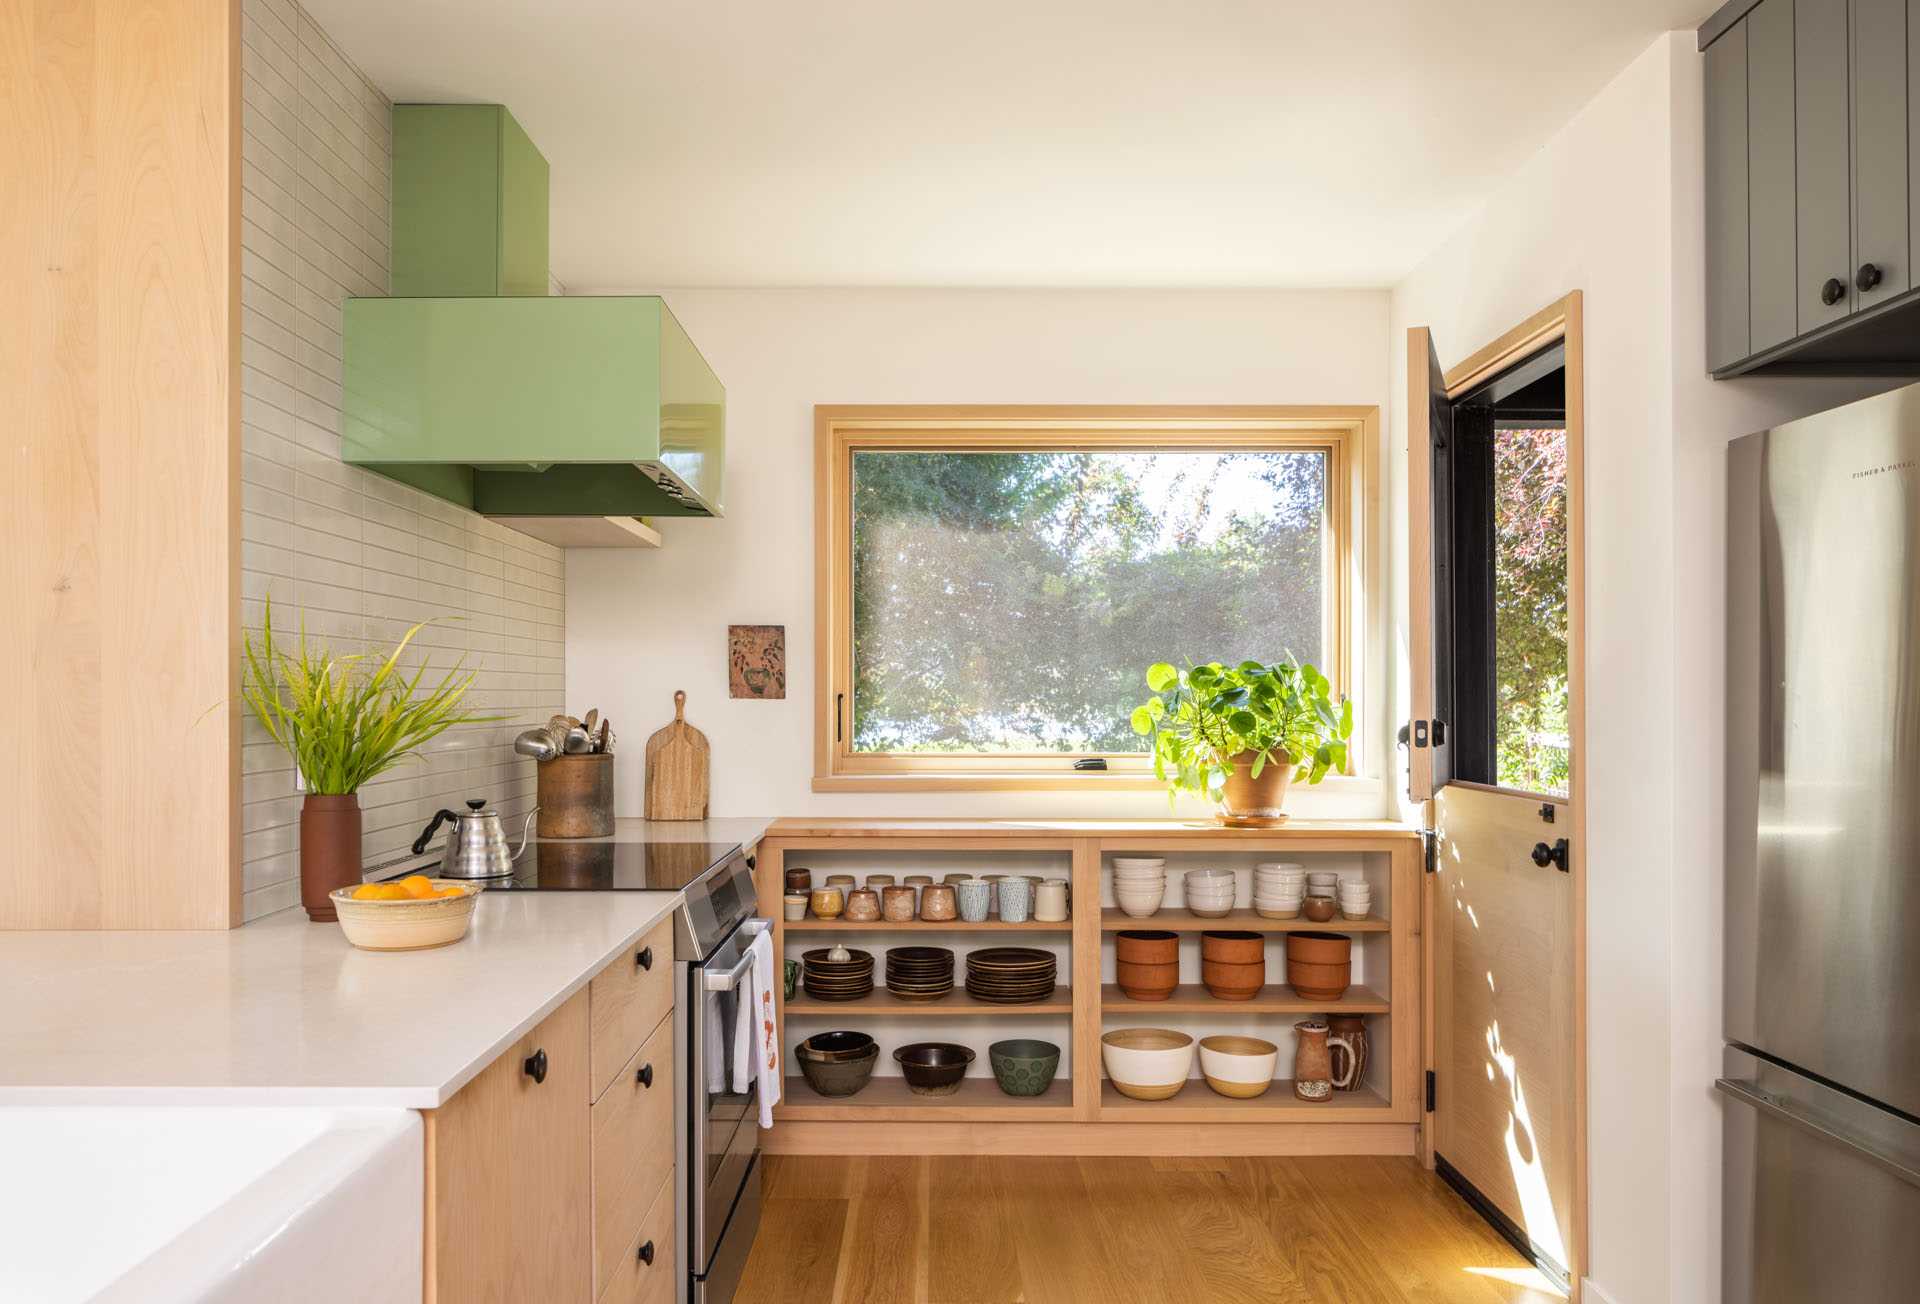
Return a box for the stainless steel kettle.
[411,798,538,879]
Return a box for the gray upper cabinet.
[1701,0,1920,375]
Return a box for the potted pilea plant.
[1130,658,1352,825]
[242,599,495,921]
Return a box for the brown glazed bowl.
[1200,930,1265,964]
[1303,897,1338,923]
[1115,930,1179,965]
[784,867,813,893]
[798,1030,877,1062]
[1115,959,1180,1001]
[1200,958,1265,1001]
[797,1044,879,1097]
[893,1042,976,1095]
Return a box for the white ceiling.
[301,0,1711,289]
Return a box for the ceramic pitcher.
[1292,1019,1357,1101]
[1327,1014,1369,1092]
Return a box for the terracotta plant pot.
[1115,959,1180,1001]
[300,793,363,923]
[1200,930,1265,965]
[1115,930,1179,965]
[1200,959,1265,1001]
[1217,749,1295,823]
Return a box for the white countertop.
[0,816,774,1108]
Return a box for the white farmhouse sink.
[0,1107,421,1303]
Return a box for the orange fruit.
[351,884,385,900]
[434,886,466,898]
[398,875,438,900]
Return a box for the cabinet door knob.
[523,1048,548,1084]
[638,1240,655,1266]
[1858,263,1884,292]
[1821,276,1847,306]
[637,1062,654,1089]
[1530,839,1570,872]
[636,946,653,971]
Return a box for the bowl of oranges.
[330,875,481,952]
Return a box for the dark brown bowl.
[798,1030,877,1062]
[798,1043,879,1096]
[893,1042,976,1095]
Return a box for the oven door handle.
[702,919,772,992]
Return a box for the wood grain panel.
[427,989,590,1303]
[2,0,241,928]
[591,1018,674,1297]
[595,1169,675,1304]
[589,915,674,1100]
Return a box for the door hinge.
[1419,828,1439,873]
[1425,1070,1436,1113]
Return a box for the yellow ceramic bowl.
[329,881,481,952]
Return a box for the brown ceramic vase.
[300,793,363,922]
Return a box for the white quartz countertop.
[0,816,773,1108]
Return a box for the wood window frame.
[813,405,1380,792]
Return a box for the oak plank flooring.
[736,1154,1561,1303]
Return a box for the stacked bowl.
[801,947,875,1001]
[1338,878,1373,920]
[885,946,955,1001]
[1200,930,1266,1000]
[795,1030,878,1097]
[1111,858,1167,918]
[1114,929,1179,1001]
[1254,863,1305,918]
[1182,867,1237,918]
[1286,931,1352,1000]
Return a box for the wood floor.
[734,1154,1562,1303]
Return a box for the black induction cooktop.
[485,839,743,892]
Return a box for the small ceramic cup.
[844,888,881,922]
[997,876,1033,923]
[920,883,958,921]
[1033,879,1069,922]
[881,885,918,923]
[809,886,845,919]
[825,873,857,889]
[1303,897,1337,923]
[783,893,809,922]
[865,873,896,895]
[904,874,934,887]
[784,868,813,894]
[784,959,800,1000]
[955,878,992,923]
[942,872,972,885]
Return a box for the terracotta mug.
[844,888,881,922]
[1327,1014,1369,1092]
[1292,1019,1356,1101]
[881,885,918,922]
[919,883,958,921]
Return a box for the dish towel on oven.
[730,927,781,1127]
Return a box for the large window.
[814,408,1372,789]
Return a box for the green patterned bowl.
[988,1038,1060,1097]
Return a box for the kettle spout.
[513,807,540,860]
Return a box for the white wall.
[239,0,565,919]
[1392,32,1888,1304]
[566,287,1391,821]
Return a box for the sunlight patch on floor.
[1464,1263,1567,1298]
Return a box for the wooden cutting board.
[644,690,710,820]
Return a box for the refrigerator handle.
[1716,1077,1920,1190]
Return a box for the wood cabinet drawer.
[590,915,674,1102]
[597,1169,675,1304]
[428,989,591,1304]
[592,1015,675,1295]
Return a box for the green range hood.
[341,105,724,527]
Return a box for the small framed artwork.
[728,624,786,699]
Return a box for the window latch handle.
[1073,757,1108,771]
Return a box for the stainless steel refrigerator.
[1725,384,1920,1303]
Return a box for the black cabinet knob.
[636,946,653,971]
[1858,263,1884,292]
[637,1063,654,1089]
[638,1240,655,1266]
[1822,276,1847,306]
[523,1048,548,1084]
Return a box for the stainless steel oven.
[673,850,767,1304]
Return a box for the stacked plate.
[965,947,1058,1004]
[1338,879,1373,920]
[1183,867,1238,917]
[801,947,875,1001]
[1111,858,1167,918]
[1255,863,1306,919]
[885,946,956,1002]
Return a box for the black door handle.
[1821,276,1847,306]
[638,1240,655,1266]
[523,1048,548,1084]
[1858,263,1884,292]
[636,946,653,971]
[1530,839,1570,872]
[636,1063,654,1089]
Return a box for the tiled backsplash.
[238,0,565,921]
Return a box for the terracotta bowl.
[1200,930,1265,964]
[1115,930,1179,965]
[1198,1035,1279,1098]
[1287,932,1352,965]
[1115,959,1179,1001]
[329,881,480,952]
[1287,960,1352,1001]
[1200,958,1265,1001]
[1101,1027,1195,1100]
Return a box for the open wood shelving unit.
[755,818,1422,1157]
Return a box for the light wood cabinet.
[426,929,678,1302]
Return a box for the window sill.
[810,771,1387,798]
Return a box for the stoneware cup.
[825,873,857,889]
[996,876,1033,923]
[809,886,845,919]
[955,878,993,923]
[844,887,881,922]
[784,868,813,894]
[783,893,809,922]
[1033,879,1069,922]
[919,883,958,921]
[881,885,918,922]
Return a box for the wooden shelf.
[1097,1078,1392,1122]
[1101,907,1389,932]
[778,1075,1074,1121]
[783,915,1070,932]
[786,987,1073,1017]
[1100,982,1389,1014]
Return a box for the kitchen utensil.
[513,728,558,760]
[410,798,538,879]
[562,724,592,754]
[989,1039,1060,1096]
[329,880,480,951]
[643,689,710,819]
[1101,1028,1195,1100]
[893,1043,975,1096]
[582,708,598,734]
[1199,1035,1279,1099]
[1291,1020,1356,1101]
[594,719,613,753]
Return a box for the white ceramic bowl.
[1185,867,1235,883]
[1112,858,1166,870]
[1198,1035,1279,1099]
[1102,1028,1196,1100]
[329,881,481,952]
